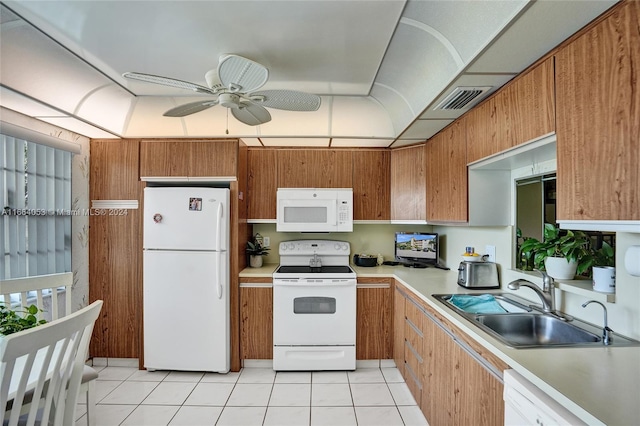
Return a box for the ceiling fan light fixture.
[218,93,240,109]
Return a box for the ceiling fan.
[123,54,321,126]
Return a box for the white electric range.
[272,240,356,371]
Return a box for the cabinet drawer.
[404,318,423,357]
[404,340,423,384]
[404,361,422,404]
[405,298,425,332]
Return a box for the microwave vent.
[435,86,492,110]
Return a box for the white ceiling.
[0,0,616,147]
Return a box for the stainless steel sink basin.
[432,293,640,348]
[475,313,600,347]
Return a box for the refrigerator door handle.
[216,251,223,299]
[216,202,223,251]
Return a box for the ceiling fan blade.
[123,72,215,94]
[217,54,269,93]
[231,102,271,126]
[250,90,321,111]
[163,100,218,117]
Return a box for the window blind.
[1,134,72,279]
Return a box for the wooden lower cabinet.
[395,281,508,426]
[356,278,393,360]
[239,281,273,360]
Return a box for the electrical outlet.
[485,245,496,262]
[263,236,270,247]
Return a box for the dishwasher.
[503,369,586,426]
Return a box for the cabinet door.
[240,283,273,360]
[247,149,278,219]
[90,139,140,200]
[356,279,393,359]
[277,150,353,188]
[426,120,468,222]
[504,57,555,150]
[89,139,142,359]
[190,141,237,177]
[466,58,555,164]
[391,145,426,221]
[556,1,640,221]
[393,284,406,376]
[139,140,190,177]
[352,150,391,220]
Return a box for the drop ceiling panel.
[330,97,394,138]
[404,0,527,62]
[261,138,329,147]
[374,23,460,126]
[401,119,453,140]
[331,138,393,148]
[0,87,67,118]
[38,116,117,139]
[256,100,330,137]
[468,0,617,73]
[0,19,129,114]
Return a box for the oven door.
[273,278,356,346]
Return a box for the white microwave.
[276,188,353,232]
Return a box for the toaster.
[457,261,500,289]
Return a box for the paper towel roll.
[625,245,640,276]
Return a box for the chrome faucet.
[582,300,613,345]
[507,270,556,313]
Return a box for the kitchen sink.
[432,293,640,348]
[475,313,600,347]
[433,293,533,314]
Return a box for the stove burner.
[275,265,354,274]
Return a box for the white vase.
[249,255,263,268]
[592,266,615,293]
[544,257,578,280]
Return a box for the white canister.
[592,266,616,293]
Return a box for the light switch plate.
[263,236,270,247]
[485,245,496,262]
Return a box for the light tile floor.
[75,362,429,426]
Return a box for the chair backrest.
[0,273,73,322]
[1,300,103,426]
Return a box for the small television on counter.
[395,232,439,267]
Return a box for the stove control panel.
[279,240,350,255]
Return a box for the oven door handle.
[273,280,355,287]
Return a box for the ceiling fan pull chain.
[226,108,229,135]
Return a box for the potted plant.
[590,241,616,292]
[519,223,591,279]
[0,304,46,336]
[246,236,270,268]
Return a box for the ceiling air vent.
[434,86,492,110]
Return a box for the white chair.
[1,300,103,426]
[0,273,99,425]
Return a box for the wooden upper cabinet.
[555,0,640,221]
[90,139,140,200]
[277,149,353,188]
[391,145,426,221]
[247,149,278,220]
[139,140,190,177]
[139,140,237,178]
[352,150,390,220]
[466,57,555,164]
[426,119,468,222]
[190,140,237,177]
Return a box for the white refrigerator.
[143,187,230,373]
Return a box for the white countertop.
[240,264,640,425]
